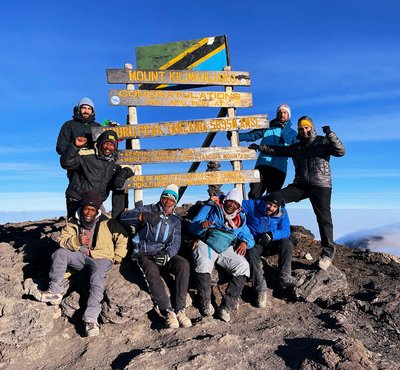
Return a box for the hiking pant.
[273,184,335,258]
[249,165,286,199]
[49,248,112,323]
[136,254,190,312]
[248,238,293,293]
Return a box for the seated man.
[188,188,255,322]
[119,185,192,329]
[40,191,128,337]
[242,193,303,308]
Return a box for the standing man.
[40,191,128,337]
[56,97,100,155]
[230,104,297,198]
[188,188,255,322]
[120,185,192,329]
[242,193,303,308]
[249,116,345,270]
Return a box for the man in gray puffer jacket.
[249,116,345,270]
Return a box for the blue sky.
[1,0,400,239]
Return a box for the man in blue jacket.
[230,104,297,199]
[120,185,192,329]
[242,193,303,308]
[188,188,255,322]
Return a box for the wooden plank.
[109,89,252,108]
[91,115,268,140]
[107,69,251,86]
[124,169,260,189]
[117,147,257,164]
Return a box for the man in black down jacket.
[249,116,345,270]
[61,130,133,218]
[56,97,100,155]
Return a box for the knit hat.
[276,104,291,120]
[97,130,118,147]
[161,184,179,202]
[78,97,95,113]
[224,188,243,207]
[298,116,314,130]
[81,191,102,210]
[265,193,284,208]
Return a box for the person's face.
[223,200,240,214]
[80,104,93,119]
[101,141,116,156]
[298,125,312,139]
[161,196,176,214]
[277,109,289,123]
[266,202,278,216]
[82,205,97,222]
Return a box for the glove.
[226,131,232,140]
[140,212,161,227]
[259,232,273,246]
[114,255,123,264]
[258,144,269,152]
[114,167,134,188]
[249,143,259,150]
[322,125,332,135]
[153,250,170,267]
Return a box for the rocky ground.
[0,212,399,370]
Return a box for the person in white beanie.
[188,188,255,322]
[229,103,297,199]
[119,184,192,329]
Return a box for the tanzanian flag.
[136,35,229,90]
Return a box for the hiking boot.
[164,310,179,329]
[318,256,332,270]
[85,322,99,337]
[218,307,231,322]
[280,275,305,289]
[256,291,268,308]
[200,302,215,317]
[40,291,63,305]
[176,310,192,328]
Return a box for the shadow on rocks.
[111,349,144,369]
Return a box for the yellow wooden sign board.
[92,115,268,140]
[118,147,257,164]
[109,89,252,108]
[125,170,260,189]
[107,69,251,86]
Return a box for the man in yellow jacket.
[40,191,128,337]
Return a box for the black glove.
[153,250,170,267]
[258,144,269,152]
[114,167,134,188]
[141,212,162,227]
[226,131,232,140]
[249,143,259,150]
[259,232,273,246]
[322,125,332,135]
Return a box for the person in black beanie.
[39,191,128,337]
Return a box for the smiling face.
[160,196,176,214]
[223,199,241,214]
[266,202,278,216]
[82,205,97,223]
[101,141,116,156]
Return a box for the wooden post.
[125,63,143,207]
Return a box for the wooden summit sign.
[109,89,252,108]
[92,115,267,139]
[124,170,260,189]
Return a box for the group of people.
[38,98,345,337]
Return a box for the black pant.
[248,238,293,292]
[66,197,81,218]
[137,254,190,311]
[249,165,286,199]
[272,184,335,258]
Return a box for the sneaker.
[218,307,231,322]
[85,322,99,337]
[280,275,305,288]
[256,291,268,308]
[176,310,192,328]
[40,291,63,305]
[200,302,215,317]
[165,310,179,329]
[318,256,332,270]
